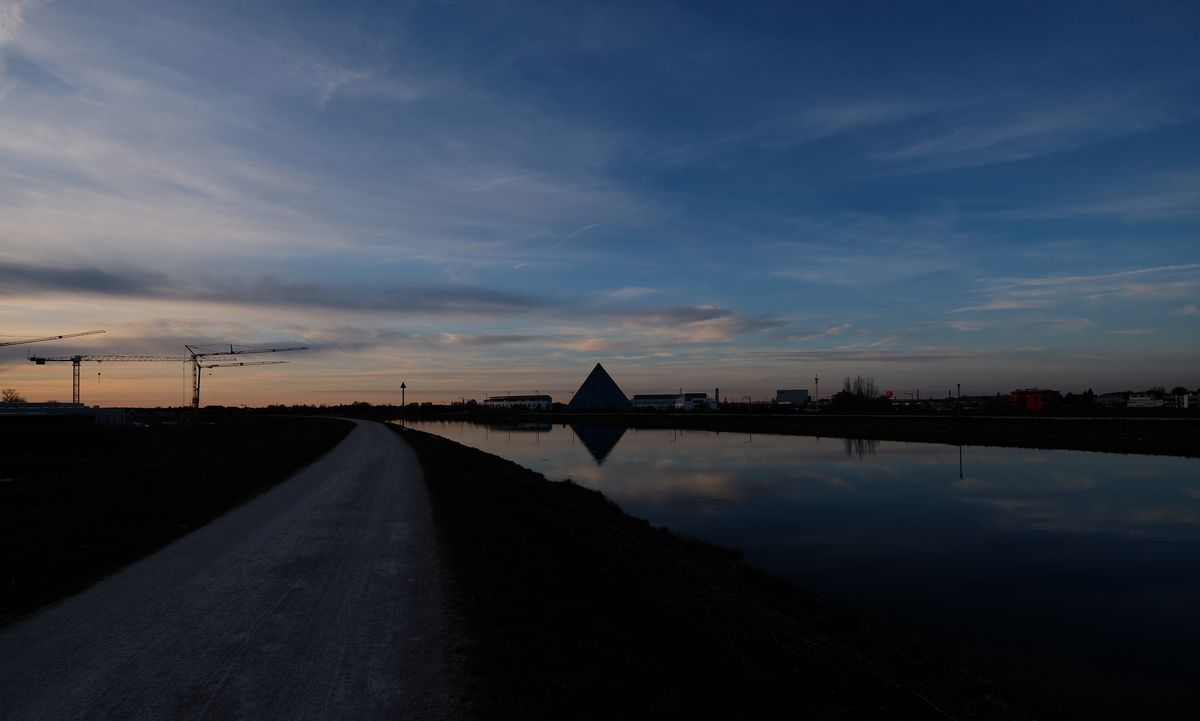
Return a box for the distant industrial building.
[567,363,631,411]
[630,394,676,411]
[0,403,128,425]
[483,394,552,410]
[631,392,717,411]
[1127,393,1164,409]
[775,389,810,406]
[0,402,92,417]
[1009,388,1061,410]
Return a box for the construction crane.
[0,329,105,348]
[28,354,186,404]
[184,344,308,410]
[193,360,289,409]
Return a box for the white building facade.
[775,389,811,406]
[483,394,553,410]
[631,392,718,411]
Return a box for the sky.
[1,0,1198,406]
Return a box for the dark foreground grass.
[395,425,1037,721]
[0,416,353,625]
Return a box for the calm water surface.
[402,420,1200,717]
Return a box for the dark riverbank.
[395,424,1039,721]
[0,416,353,625]
[400,411,1200,458]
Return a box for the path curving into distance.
[0,419,458,721]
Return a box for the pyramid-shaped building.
[567,363,631,411]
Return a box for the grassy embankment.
[0,416,353,625]
[395,424,1037,721]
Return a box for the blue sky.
[1,0,1198,405]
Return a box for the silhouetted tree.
[832,375,888,411]
[1065,388,1098,408]
[1,388,26,404]
[1171,386,1188,396]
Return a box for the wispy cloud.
[763,345,1047,364]
[958,264,1200,312]
[952,300,1047,313]
[560,335,634,354]
[646,95,940,166]
[437,332,548,347]
[0,0,33,101]
[267,35,426,109]
[0,1,25,46]
[793,97,939,136]
[948,319,989,332]
[993,172,1200,222]
[608,287,656,300]
[0,260,548,315]
[560,221,615,244]
[764,210,979,286]
[1176,304,1198,316]
[876,91,1182,171]
[0,1,648,279]
[782,323,852,342]
[294,326,567,352]
[1044,318,1094,334]
[622,306,784,344]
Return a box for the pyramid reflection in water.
[569,424,627,465]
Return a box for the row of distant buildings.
[482,364,720,412]
[479,364,1197,413]
[1010,388,1193,410]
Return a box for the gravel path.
[0,419,457,720]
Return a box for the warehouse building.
[631,392,718,411]
[483,394,552,410]
[775,389,810,406]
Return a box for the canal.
[401,420,1200,717]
